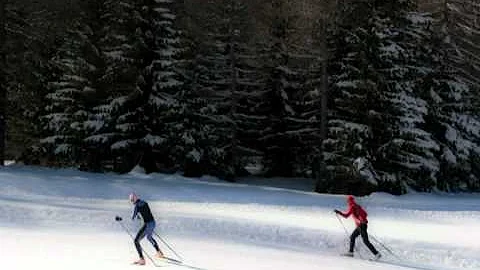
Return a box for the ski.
[131,260,168,268]
[340,253,353,258]
[160,256,183,264]
[158,257,207,270]
[339,253,381,262]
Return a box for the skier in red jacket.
[334,195,381,259]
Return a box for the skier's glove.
[334,209,341,215]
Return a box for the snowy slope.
[0,165,479,270]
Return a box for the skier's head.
[346,195,355,205]
[129,192,138,204]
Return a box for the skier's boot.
[133,258,146,265]
[372,253,382,261]
[156,251,165,259]
[342,251,354,257]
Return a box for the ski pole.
[154,231,184,262]
[335,213,363,259]
[370,235,402,260]
[335,213,350,235]
[115,216,161,267]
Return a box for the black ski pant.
[349,223,378,255]
[134,221,160,259]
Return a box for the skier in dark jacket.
[129,193,164,265]
[334,195,381,260]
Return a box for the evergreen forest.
[1,0,479,195]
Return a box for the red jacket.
[338,197,368,226]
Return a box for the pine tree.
[375,1,441,191]
[84,0,146,172]
[322,0,386,193]
[177,0,262,179]
[442,0,480,189]
[257,0,308,177]
[171,22,210,176]
[422,37,479,191]
[167,0,203,175]
[5,1,84,164]
[420,0,480,191]
[2,0,43,163]
[41,3,103,166]
[178,0,234,178]
[0,0,8,164]
[140,0,184,172]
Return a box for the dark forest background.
[0,0,479,195]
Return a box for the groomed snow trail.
[0,166,478,270]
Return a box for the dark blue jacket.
[132,199,155,223]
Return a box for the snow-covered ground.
[0,165,479,270]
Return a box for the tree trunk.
[229,30,238,181]
[0,0,7,166]
[315,14,330,192]
[315,57,328,192]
